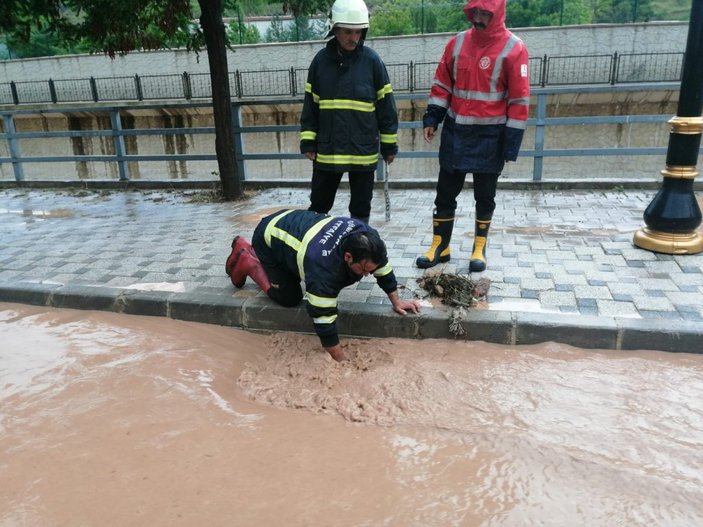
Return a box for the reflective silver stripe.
[506,117,527,130]
[452,89,507,102]
[316,153,379,165]
[428,96,449,108]
[264,209,295,247]
[447,108,507,125]
[452,31,467,82]
[509,97,530,105]
[297,217,335,280]
[373,263,393,278]
[319,99,375,112]
[305,292,337,308]
[312,315,337,324]
[490,34,520,92]
[432,79,452,93]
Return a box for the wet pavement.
[1,185,702,353]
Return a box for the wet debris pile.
[417,272,491,308]
[416,272,491,338]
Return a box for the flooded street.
[1,303,702,526]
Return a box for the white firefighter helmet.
[329,0,369,30]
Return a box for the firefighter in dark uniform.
[225,210,421,362]
[300,0,398,225]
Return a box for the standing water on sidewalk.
[1,303,702,526]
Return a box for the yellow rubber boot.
[469,219,491,273]
[416,214,454,269]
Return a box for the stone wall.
[0,22,687,84]
[0,22,687,183]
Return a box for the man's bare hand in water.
[324,344,345,362]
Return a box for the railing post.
[231,102,246,181]
[290,67,296,97]
[610,52,619,85]
[182,71,192,100]
[10,81,19,105]
[3,113,25,181]
[409,61,414,92]
[532,92,547,181]
[48,79,57,103]
[134,74,143,101]
[235,70,243,99]
[89,76,99,102]
[109,109,130,181]
[541,54,548,87]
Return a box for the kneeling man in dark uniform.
[226,209,421,362]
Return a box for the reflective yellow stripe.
[373,263,393,278]
[300,130,317,141]
[305,83,320,103]
[312,315,337,324]
[380,133,397,143]
[305,292,337,308]
[319,99,375,112]
[263,209,295,247]
[376,83,393,99]
[297,217,335,280]
[316,153,379,165]
[272,227,302,252]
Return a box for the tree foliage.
[506,0,654,28]
[265,15,327,42]
[368,0,466,36]
[281,0,333,17]
[0,0,246,200]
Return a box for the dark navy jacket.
[256,209,398,347]
[300,38,399,173]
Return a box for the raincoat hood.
[463,0,508,43]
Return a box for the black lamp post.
[633,0,703,254]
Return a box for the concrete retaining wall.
[0,87,679,183]
[0,22,688,83]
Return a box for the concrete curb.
[2,281,701,354]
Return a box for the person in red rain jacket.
[416,0,530,273]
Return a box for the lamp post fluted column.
[633,0,703,254]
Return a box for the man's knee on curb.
[267,282,303,307]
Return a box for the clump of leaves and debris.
[416,271,491,338]
[417,272,490,308]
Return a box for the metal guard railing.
[0,51,685,106]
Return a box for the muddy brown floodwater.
[1,303,702,526]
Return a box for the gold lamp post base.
[633,228,703,254]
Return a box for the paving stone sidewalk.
[1,186,702,353]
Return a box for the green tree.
[592,0,654,23]
[0,0,244,201]
[228,18,261,43]
[369,4,415,36]
[281,0,333,18]
[368,1,467,36]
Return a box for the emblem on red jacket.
[479,56,491,70]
